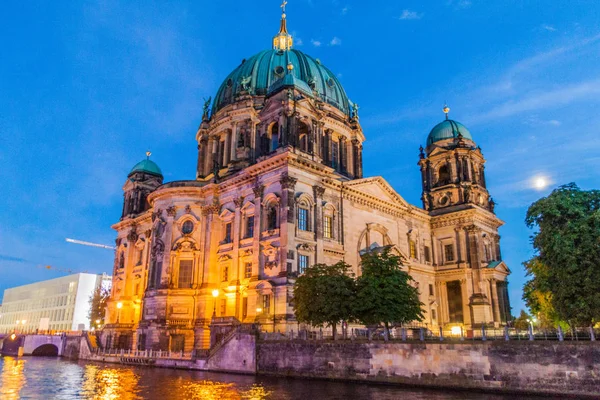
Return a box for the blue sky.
[1,0,600,314]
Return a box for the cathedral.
[102,5,511,351]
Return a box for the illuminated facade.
[0,273,111,333]
[102,5,510,351]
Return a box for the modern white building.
[0,273,111,333]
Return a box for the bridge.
[1,334,67,356]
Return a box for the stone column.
[313,185,325,264]
[223,130,231,166]
[490,279,501,325]
[454,226,463,265]
[230,123,238,162]
[197,139,206,178]
[280,174,297,276]
[252,183,264,279]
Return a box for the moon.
[533,177,548,190]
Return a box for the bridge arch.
[31,343,59,356]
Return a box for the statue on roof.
[202,97,212,121]
[241,76,252,92]
[352,103,360,119]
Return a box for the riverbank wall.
[256,341,600,397]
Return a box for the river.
[0,356,543,399]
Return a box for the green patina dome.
[213,49,352,117]
[427,119,473,146]
[129,159,163,177]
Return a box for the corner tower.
[418,106,494,214]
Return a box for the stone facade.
[101,12,510,352]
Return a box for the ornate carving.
[280,174,297,190]
[240,249,253,257]
[152,209,163,222]
[297,243,316,252]
[151,239,165,256]
[202,97,211,121]
[185,205,192,214]
[173,240,198,252]
[127,225,138,243]
[145,229,152,239]
[115,238,122,247]
[253,184,265,199]
[312,185,325,198]
[201,205,219,216]
[234,196,245,208]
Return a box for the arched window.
[462,159,469,181]
[182,220,194,234]
[298,122,309,153]
[118,251,125,269]
[267,206,278,230]
[270,123,279,151]
[438,165,450,186]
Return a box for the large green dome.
[213,49,352,117]
[427,119,473,146]
[129,159,163,177]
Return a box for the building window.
[118,251,125,269]
[242,297,248,319]
[178,260,193,289]
[222,265,229,282]
[246,216,254,238]
[182,220,194,234]
[244,262,252,279]
[444,244,455,263]
[409,240,417,259]
[438,165,450,186]
[262,294,270,314]
[298,208,309,231]
[224,222,232,243]
[298,254,309,274]
[332,141,339,170]
[267,207,278,230]
[429,284,434,297]
[324,216,333,239]
[431,309,437,322]
[424,246,431,263]
[220,299,227,316]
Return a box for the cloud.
[447,0,472,9]
[470,78,600,123]
[0,254,29,263]
[329,36,342,46]
[296,38,304,46]
[311,39,322,47]
[398,10,423,20]
[542,24,557,32]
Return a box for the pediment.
[486,260,511,274]
[345,176,410,207]
[219,208,235,219]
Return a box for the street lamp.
[212,289,219,317]
[116,302,123,323]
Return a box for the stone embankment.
[257,341,600,397]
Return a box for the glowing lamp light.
[256,307,263,314]
[212,289,219,298]
[21,320,26,325]
[10,334,16,340]
[450,326,462,336]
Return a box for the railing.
[259,325,600,343]
[94,348,194,360]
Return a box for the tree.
[354,246,424,340]
[293,261,356,340]
[524,183,600,326]
[88,285,110,329]
[522,257,564,329]
[513,309,531,331]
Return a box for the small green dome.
[427,119,473,146]
[129,159,163,177]
[213,49,352,117]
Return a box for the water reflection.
[0,357,543,400]
[82,364,141,400]
[0,356,26,400]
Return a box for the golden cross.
[281,0,287,14]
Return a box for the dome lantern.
[273,0,293,51]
